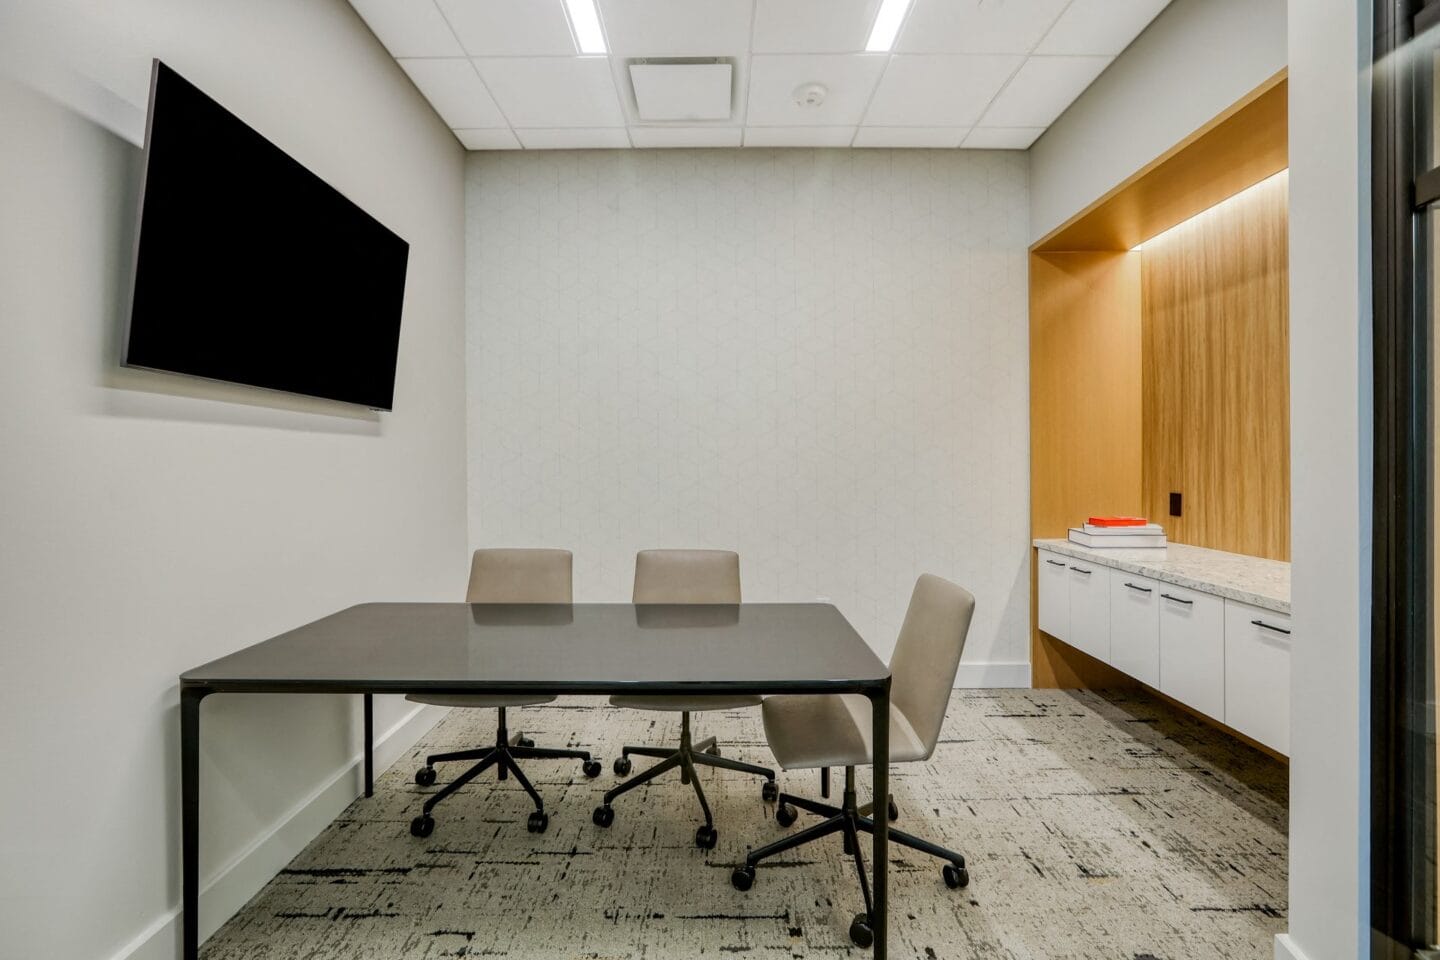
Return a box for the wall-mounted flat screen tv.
[125,61,409,410]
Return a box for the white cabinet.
[1066,559,1110,662]
[1157,584,1225,720]
[1109,570,1160,687]
[1037,550,1070,640]
[1224,601,1292,754]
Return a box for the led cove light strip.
[565,0,607,54]
[865,0,914,52]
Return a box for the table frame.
[179,676,890,959]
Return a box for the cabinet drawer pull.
[1045,559,1066,567]
[1160,593,1193,605]
[1123,582,1153,593]
[1069,566,1092,575]
[1251,619,1291,635]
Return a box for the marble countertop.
[1032,538,1290,614]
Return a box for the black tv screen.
[126,61,409,410]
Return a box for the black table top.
[181,602,889,696]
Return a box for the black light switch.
[1169,492,1183,517]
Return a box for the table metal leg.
[363,693,374,798]
[871,682,889,959]
[181,686,209,960]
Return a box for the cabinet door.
[1109,570,1160,687]
[1067,559,1110,662]
[1157,584,1225,718]
[1224,601,1291,754]
[1037,550,1070,640]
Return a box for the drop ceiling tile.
[348,0,464,57]
[752,0,880,54]
[896,0,1068,54]
[863,54,1019,127]
[437,0,576,56]
[629,126,742,147]
[630,63,733,121]
[516,127,632,148]
[398,58,508,128]
[743,126,857,147]
[852,126,964,148]
[1035,0,1171,56]
[455,127,523,149]
[746,54,887,127]
[475,56,625,127]
[598,0,753,56]
[979,55,1111,127]
[961,126,1044,149]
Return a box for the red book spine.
[1086,516,1148,527]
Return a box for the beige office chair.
[729,574,976,949]
[407,549,601,838]
[591,550,777,849]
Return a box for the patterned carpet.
[202,689,1287,959]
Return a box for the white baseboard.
[111,702,448,960]
[1274,933,1310,960]
[954,660,1031,688]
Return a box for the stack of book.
[1067,516,1167,555]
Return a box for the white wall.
[1028,0,1287,243]
[1281,0,1371,956]
[465,148,1031,676]
[0,3,467,959]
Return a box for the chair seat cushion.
[405,693,557,709]
[609,693,763,712]
[760,694,928,769]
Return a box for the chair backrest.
[465,548,573,604]
[890,574,977,756]
[632,549,741,604]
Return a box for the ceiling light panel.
[744,126,857,147]
[515,127,631,148]
[863,54,1019,127]
[853,126,964,147]
[865,0,913,52]
[979,55,1111,127]
[398,59,508,128]
[598,0,753,56]
[753,0,881,54]
[746,54,886,126]
[896,0,1068,54]
[437,0,577,56]
[630,62,732,121]
[475,56,625,127]
[961,126,1044,149]
[564,0,608,53]
[349,0,464,57]
[1034,0,1171,56]
[629,127,742,147]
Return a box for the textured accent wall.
[465,149,1030,670]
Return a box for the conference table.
[179,602,894,959]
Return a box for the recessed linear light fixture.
[865,0,915,52]
[564,0,607,54]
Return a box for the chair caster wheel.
[582,759,602,778]
[943,863,969,889]
[414,766,436,787]
[613,756,633,776]
[694,824,718,849]
[761,780,779,802]
[592,805,615,828]
[527,810,549,833]
[516,737,535,748]
[888,797,900,822]
[849,913,874,948]
[775,803,797,828]
[409,815,435,838]
[730,865,755,891]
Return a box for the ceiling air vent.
[627,58,734,122]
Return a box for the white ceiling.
[349,0,1172,151]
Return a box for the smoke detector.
[792,83,828,109]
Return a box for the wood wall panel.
[1029,251,1144,688]
[1139,172,1290,561]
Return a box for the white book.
[1081,522,1165,536]
[1068,528,1168,549]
